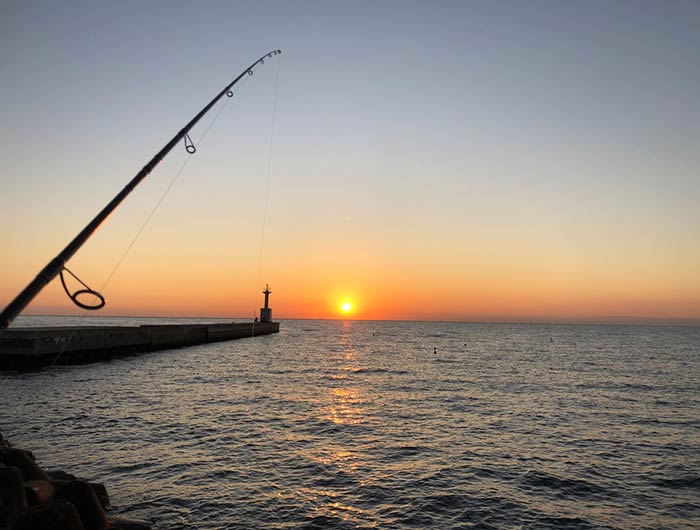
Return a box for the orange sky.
[2,215,698,323]
[1,2,699,325]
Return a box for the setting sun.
[341,302,352,313]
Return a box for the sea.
[1,316,699,530]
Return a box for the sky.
[1,0,699,323]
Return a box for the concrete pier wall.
[0,322,279,370]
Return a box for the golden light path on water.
[310,320,371,524]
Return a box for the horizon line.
[15,313,700,328]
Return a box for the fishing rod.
[0,49,282,335]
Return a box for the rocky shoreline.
[0,431,151,530]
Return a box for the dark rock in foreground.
[0,432,151,530]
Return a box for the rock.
[55,480,110,530]
[0,464,28,527]
[89,482,110,509]
[49,476,110,510]
[14,499,85,530]
[1,448,50,482]
[24,479,56,506]
[1,434,149,530]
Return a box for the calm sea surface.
[1,317,699,529]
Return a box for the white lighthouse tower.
[260,284,272,323]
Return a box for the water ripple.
[2,318,699,529]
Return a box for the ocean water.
[1,316,699,529]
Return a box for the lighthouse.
[260,284,272,323]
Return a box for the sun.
[341,302,352,313]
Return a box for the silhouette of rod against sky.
[1,1,698,323]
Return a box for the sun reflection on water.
[321,321,367,426]
[325,387,365,425]
[309,320,374,525]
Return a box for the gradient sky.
[1,0,699,323]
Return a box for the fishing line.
[98,74,252,296]
[0,50,281,334]
[251,54,281,328]
[48,75,254,367]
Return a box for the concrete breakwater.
[0,321,279,370]
[0,431,150,530]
